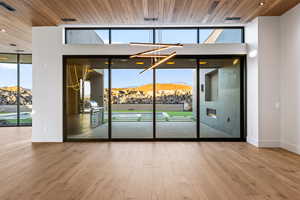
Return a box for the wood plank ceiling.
[0,0,299,53]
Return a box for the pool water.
[0,112,32,120]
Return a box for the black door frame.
[0,53,32,127]
[63,54,246,142]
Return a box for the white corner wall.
[32,27,64,142]
[280,4,300,154]
[245,3,300,154]
[245,17,281,147]
[32,26,247,142]
[245,18,259,146]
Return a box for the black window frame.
[0,53,32,127]
[65,26,245,44]
[63,54,246,142]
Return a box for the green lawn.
[5,118,32,124]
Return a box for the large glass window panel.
[66,29,109,44]
[111,58,153,138]
[111,29,153,44]
[0,54,18,126]
[199,29,242,44]
[156,58,197,138]
[155,29,197,44]
[199,58,241,138]
[19,55,32,125]
[65,58,109,139]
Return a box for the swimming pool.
[112,112,166,121]
[0,112,32,120]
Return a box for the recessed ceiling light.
[61,18,77,22]
[259,2,265,6]
[0,29,6,33]
[199,61,208,65]
[166,61,175,65]
[233,59,239,65]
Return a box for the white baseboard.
[32,137,63,143]
[247,137,259,147]
[247,137,280,148]
[281,142,300,155]
[258,140,280,147]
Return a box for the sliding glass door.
[0,54,18,126]
[155,59,197,138]
[111,58,153,138]
[64,56,244,141]
[65,58,109,139]
[199,58,241,138]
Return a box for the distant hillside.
[0,86,32,105]
[113,83,192,92]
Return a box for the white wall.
[32,26,247,142]
[245,3,300,154]
[245,17,281,147]
[32,27,63,142]
[258,17,281,147]
[245,18,259,146]
[280,4,300,154]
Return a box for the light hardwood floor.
[1,127,300,200]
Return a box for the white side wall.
[245,18,259,146]
[258,17,281,147]
[246,17,281,147]
[32,27,63,142]
[32,26,247,142]
[245,4,300,153]
[280,4,300,154]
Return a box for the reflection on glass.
[199,58,241,138]
[19,55,32,125]
[111,29,153,44]
[66,29,109,44]
[155,29,197,44]
[0,54,18,126]
[65,58,109,139]
[156,59,197,138]
[111,59,153,138]
[199,29,242,44]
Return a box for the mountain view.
[108,83,193,106]
[0,86,32,105]
[112,83,192,92]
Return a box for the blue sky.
[108,69,194,89]
[0,63,32,89]
[96,29,212,44]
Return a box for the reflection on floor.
[67,114,234,139]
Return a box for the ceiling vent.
[208,1,220,14]
[225,17,241,21]
[144,17,158,22]
[0,1,16,12]
[61,18,77,22]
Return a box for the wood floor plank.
[0,127,300,200]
